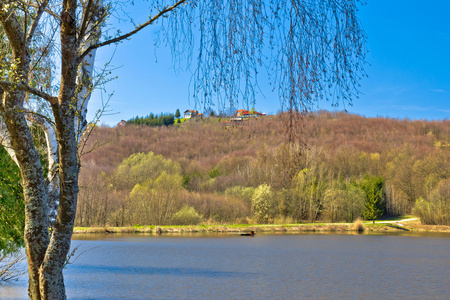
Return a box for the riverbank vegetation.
[72,217,450,234]
[77,112,450,227]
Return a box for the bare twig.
[25,0,49,46]
[0,251,26,282]
[16,0,61,21]
[79,0,187,61]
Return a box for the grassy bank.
[73,219,450,234]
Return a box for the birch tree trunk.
[0,0,96,297]
[0,6,49,298]
[3,93,50,299]
[35,0,89,296]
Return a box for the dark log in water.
[241,230,255,236]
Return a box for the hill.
[77,112,450,227]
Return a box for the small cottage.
[184,110,203,118]
[235,109,265,118]
[184,110,198,118]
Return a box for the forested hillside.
[77,112,450,226]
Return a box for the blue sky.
[88,1,450,126]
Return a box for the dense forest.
[76,112,450,227]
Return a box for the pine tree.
[360,175,385,223]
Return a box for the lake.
[1,232,450,299]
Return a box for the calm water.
[1,232,450,299]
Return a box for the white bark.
[75,50,96,144]
[25,114,60,224]
[75,0,103,144]
[0,117,19,166]
[1,109,60,225]
[42,125,59,224]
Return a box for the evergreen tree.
[127,113,175,127]
[360,175,385,223]
[175,109,181,119]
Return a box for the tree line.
[127,113,176,127]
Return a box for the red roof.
[236,109,264,116]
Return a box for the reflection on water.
[1,232,450,299]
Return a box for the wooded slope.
[77,112,450,226]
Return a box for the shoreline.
[73,220,450,234]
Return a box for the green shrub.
[252,184,277,224]
[209,168,220,179]
[171,205,202,225]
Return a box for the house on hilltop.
[235,109,249,116]
[117,120,127,126]
[235,109,266,118]
[184,110,203,118]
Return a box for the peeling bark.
[75,0,103,145]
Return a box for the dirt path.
[374,218,419,224]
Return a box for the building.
[184,110,203,118]
[184,110,198,118]
[235,109,266,118]
[117,120,127,126]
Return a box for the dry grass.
[353,218,365,232]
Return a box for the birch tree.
[0,0,366,298]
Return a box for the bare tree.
[0,0,366,298]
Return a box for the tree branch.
[0,81,58,104]
[0,3,26,53]
[78,0,94,42]
[16,0,61,21]
[24,110,56,127]
[25,0,49,46]
[79,0,187,61]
